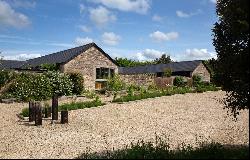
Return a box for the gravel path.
[0,91,248,159]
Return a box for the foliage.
[44,71,73,96]
[20,108,29,117]
[114,57,152,67]
[113,87,193,103]
[0,70,11,88]
[154,54,172,64]
[192,74,202,87]
[3,72,74,101]
[194,83,220,93]
[213,0,249,117]
[163,68,172,77]
[84,90,97,99]
[78,138,249,159]
[114,54,172,67]
[107,74,126,100]
[59,97,104,111]
[40,63,59,71]
[69,73,84,95]
[173,76,185,87]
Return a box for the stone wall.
[120,73,156,87]
[191,63,211,82]
[60,46,118,90]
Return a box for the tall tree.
[213,0,249,117]
[154,54,172,64]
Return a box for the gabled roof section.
[22,42,118,68]
[0,60,26,70]
[118,60,203,75]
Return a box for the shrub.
[44,71,73,96]
[78,138,249,159]
[192,74,202,87]
[69,73,84,95]
[173,76,185,87]
[20,108,29,117]
[84,90,96,99]
[107,74,125,92]
[0,70,10,88]
[3,71,74,101]
[163,68,172,77]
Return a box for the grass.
[77,138,249,159]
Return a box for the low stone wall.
[120,74,194,88]
[120,73,156,87]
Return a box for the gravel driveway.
[0,91,248,159]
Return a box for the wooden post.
[61,111,68,124]
[35,102,42,126]
[52,95,58,120]
[29,101,35,122]
[44,107,48,118]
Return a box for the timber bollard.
[29,101,35,122]
[44,107,48,118]
[61,111,68,124]
[52,95,58,120]
[35,102,42,126]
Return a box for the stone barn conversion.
[0,42,210,90]
[119,60,211,87]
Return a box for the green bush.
[3,71,74,101]
[69,73,84,95]
[44,71,73,96]
[0,70,10,88]
[173,76,185,87]
[84,90,97,99]
[20,108,29,117]
[163,68,172,77]
[78,138,249,159]
[192,74,202,87]
[107,74,126,92]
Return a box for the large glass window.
[96,67,114,79]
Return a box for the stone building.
[0,42,211,90]
[118,60,211,87]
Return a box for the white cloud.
[176,10,190,18]
[152,14,163,22]
[78,25,91,32]
[176,9,202,18]
[102,32,121,46]
[80,4,85,14]
[9,0,36,9]
[89,6,116,27]
[3,53,41,61]
[0,0,31,28]
[135,49,164,61]
[74,37,93,46]
[183,48,217,60]
[149,31,179,42]
[210,0,217,4]
[91,0,150,14]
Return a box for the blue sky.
[0,0,218,61]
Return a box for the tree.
[213,0,249,117]
[154,54,171,64]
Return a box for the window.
[96,67,114,79]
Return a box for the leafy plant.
[173,76,185,87]
[192,74,202,87]
[69,73,84,95]
[163,68,172,77]
[20,108,29,117]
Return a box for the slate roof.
[118,60,203,75]
[23,42,118,68]
[1,43,118,70]
[0,60,25,70]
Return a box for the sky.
[0,0,218,62]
